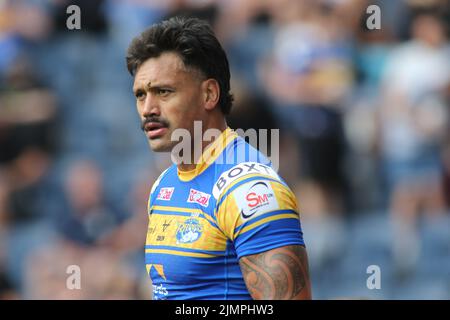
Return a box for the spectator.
[378,10,450,275]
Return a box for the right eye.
[135,90,146,100]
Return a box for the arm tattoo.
[239,245,312,300]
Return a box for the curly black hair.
[126,16,233,115]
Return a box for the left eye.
[158,89,171,96]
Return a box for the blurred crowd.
[0,0,449,299]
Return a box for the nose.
[142,93,160,118]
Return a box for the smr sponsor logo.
[241,181,275,219]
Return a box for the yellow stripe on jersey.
[151,205,218,227]
[152,205,203,213]
[234,212,299,239]
[146,210,227,252]
[145,248,217,258]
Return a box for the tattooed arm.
[239,245,312,300]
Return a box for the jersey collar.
[177,127,238,182]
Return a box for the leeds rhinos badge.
[176,218,203,244]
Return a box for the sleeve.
[213,162,305,259]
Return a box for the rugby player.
[126,16,311,300]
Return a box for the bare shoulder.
[239,245,312,300]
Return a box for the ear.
[203,79,220,111]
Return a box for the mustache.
[141,117,170,132]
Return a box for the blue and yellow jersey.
[145,128,305,300]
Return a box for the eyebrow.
[133,81,176,94]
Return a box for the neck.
[177,117,227,172]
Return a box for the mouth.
[144,122,169,140]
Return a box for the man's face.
[133,52,206,152]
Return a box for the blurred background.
[0,0,449,300]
